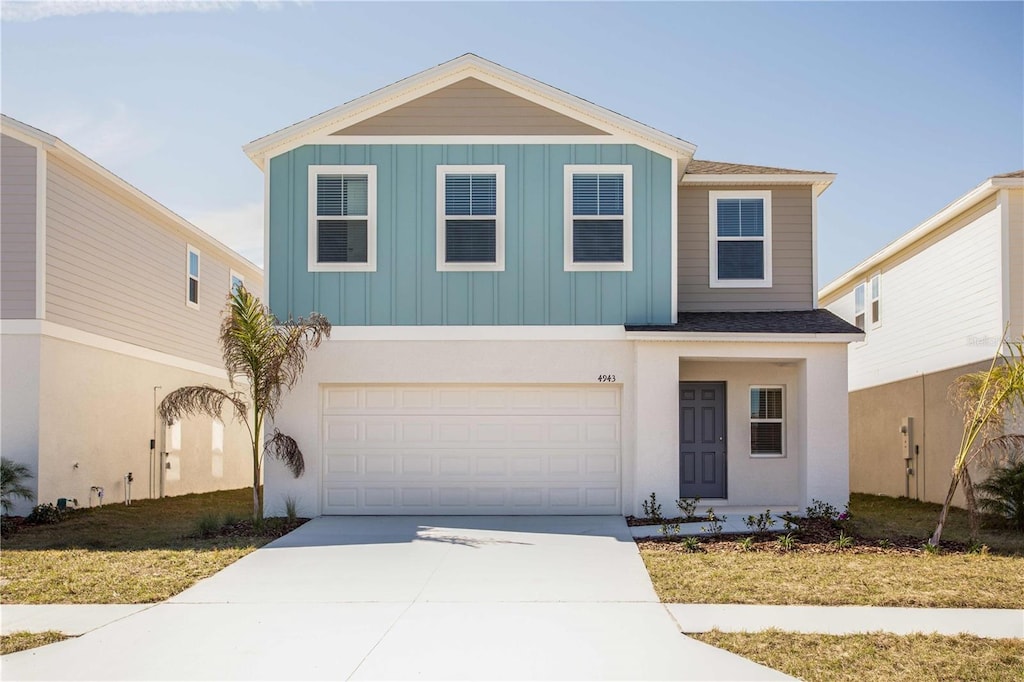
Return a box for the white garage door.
[321,384,621,514]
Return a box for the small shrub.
[923,542,941,555]
[283,495,299,523]
[675,496,701,520]
[701,507,725,535]
[967,542,991,556]
[877,538,893,549]
[682,536,703,553]
[781,515,796,531]
[737,536,755,552]
[832,530,854,550]
[743,509,776,534]
[975,459,1024,532]
[25,503,64,525]
[776,532,796,551]
[1,457,34,514]
[660,521,681,538]
[805,499,840,522]
[194,513,222,538]
[642,492,664,522]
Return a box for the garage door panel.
[321,384,621,515]
[323,385,620,416]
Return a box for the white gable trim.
[681,173,835,197]
[243,54,696,169]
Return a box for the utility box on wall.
[900,416,914,460]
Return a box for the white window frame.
[563,164,633,272]
[870,273,881,328]
[709,190,773,288]
[230,270,245,295]
[186,244,200,309]
[436,165,505,272]
[307,165,377,273]
[749,385,785,458]
[854,283,866,330]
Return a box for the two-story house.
[244,55,861,518]
[1,115,262,514]
[821,172,1024,507]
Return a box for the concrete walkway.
[667,604,1024,639]
[1,604,152,636]
[1,516,786,681]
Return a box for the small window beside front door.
[750,386,784,457]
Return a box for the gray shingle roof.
[685,160,831,175]
[626,310,862,335]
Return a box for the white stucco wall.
[21,334,254,510]
[634,340,849,512]
[266,335,851,518]
[1,333,41,515]
[264,338,636,517]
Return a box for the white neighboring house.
[1,115,262,515]
[820,171,1024,506]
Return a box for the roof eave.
[242,54,697,171]
[679,173,836,196]
[819,176,1024,301]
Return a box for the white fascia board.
[324,325,629,341]
[1,319,230,379]
[819,176,1024,303]
[680,173,836,196]
[243,54,696,169]
[625,331,863,344]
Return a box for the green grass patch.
[1,631,69,656]
[848,493,1024,554]
[1,488,279,604]
[693,630,1024,682]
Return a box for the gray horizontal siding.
[334,78,609,136]
[45,154,261,366]
[678,185,814,311]
[1,134,37,319]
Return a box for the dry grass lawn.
[1,488,272,604]
[693,630,1024,682]
[1,631,69,656]
[641,550,1024,608]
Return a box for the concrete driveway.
[2,516,786,680]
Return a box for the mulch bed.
[637,517,976,555]
[625,515,707,527]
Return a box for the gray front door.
[679,382,727,499]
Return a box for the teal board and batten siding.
[268,144,673,325]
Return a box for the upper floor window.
[870,274,881,327]
[709,190,772,288]
[564,165,633,272]
[308,165,377,272]
[230,270,245,296]
[854,283,866,329]
[436,165,505,271]
[750,386,784,457]
[186,245,200,308]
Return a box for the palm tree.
[159,287,330,520]
[930,335,1024,546]
[1,457,35,515]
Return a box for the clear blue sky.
[3,1,1022,283]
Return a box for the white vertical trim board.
[35,146,47,319]
[263,165,270,301]
[708,189,773,288]
[435,164,506,272]
[562,164,633,272]
[306,165,378,273]
[811,191,819,309]
[670,159,679,323]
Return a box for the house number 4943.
[597,374,616,383]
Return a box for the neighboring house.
[820,172,1024,506]
[1,115,263,515]
[244,54,861,518]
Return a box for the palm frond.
[975,433,1024,467]
[263,429,305,478]
[1,457,35,513]
[158,385,249,425]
